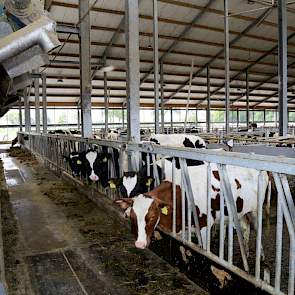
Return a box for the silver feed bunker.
[0,0,60,117]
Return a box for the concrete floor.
[1,149,207,295]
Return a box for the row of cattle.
[64,133,269,254]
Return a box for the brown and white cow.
[116,160,269,251]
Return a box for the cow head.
[64,152,84,177]
[115,194,168,249]
[108,172,154,198]
[84,150,112,182]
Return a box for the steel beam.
[42,73,47,133]
[224,0,230,134]
[56,24,79,34]
[18,98,22,132]
[24,88,31,132]
[125,0,140,143]
[104,61,108,132]
[153,0,160,133]
[160,60,165,133]
[140,0,217,85]
[246,70,250,128]
[165,7,273,104]
[206,65,211,133]
[278,0,288,136]
[34,70,40,133]
[79,0,92,138]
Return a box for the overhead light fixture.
[99,65,115,73]
[57,78,63,82]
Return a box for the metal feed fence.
[18,132,295,295]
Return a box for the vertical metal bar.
[172,157,176,236]
[179,158,203,247]
[187,186,192,243]
[224,0,230,134]
[218,164,249,271]
[206,163,211,251]
[34,71,40,133]
[274,184,283,292]
[18,97,22,132]
[24,88,31,132]
[122,107,125,129]
[206,65,211,133]
[273,173,295,295]
[153,0,159,134]
[181,174,186,241]
[246,70,250,129]
[104,61,108,133]
[77,107,81,130]
[184,60,194,133]
[151,153,160,186]
[219,182,225,260]
[79,0,92,137]
[227,205,233,265]
[160,60,165,133]
[280,174,295,226]
[255,171,264,280]
[125,0,140,143]
[278,0,288,136]
[170,108,173,130]
[146,153,150,176]
[42,73,47,133]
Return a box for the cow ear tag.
[77,160,82,165]
[103,157,108,162]
[161,206,168,215]
[109,181,116,189]
[146,178,153,186]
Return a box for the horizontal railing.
[18,132,295,295]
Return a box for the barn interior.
[0,1,295,295]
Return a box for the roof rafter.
[140,0,217,85]
[164,7,273,104]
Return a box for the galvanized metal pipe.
[206,163,211,252]
[172,157,177,236]
[42,73,47,133]
[153,0,160,134]
[278,0,288,136]
[224,0,230,134]
[0,15,60,63]
[255,171,264,279]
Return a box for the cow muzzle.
[89,174,99,181]
[135,241,147,249]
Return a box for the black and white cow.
[64,149,112,187]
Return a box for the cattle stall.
[18,132,295,295]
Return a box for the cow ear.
[114,198,133,210]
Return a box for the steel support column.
[18,97,22,132]
[170,108,173,130]
[246,70,250,129]
[206,65,211,133]
[34,71,40,133]
[160,60,165,133]
[224,0,230,134]
[104,64,108,132]
[42,73,47,133]
[153,0,160,133]
[278,0,288,136]
[79,0,92,138]
[125,0,140,143]
[24,88,31,132]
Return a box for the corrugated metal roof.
[35,0,295,109]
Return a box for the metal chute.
[0,0,60,117]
